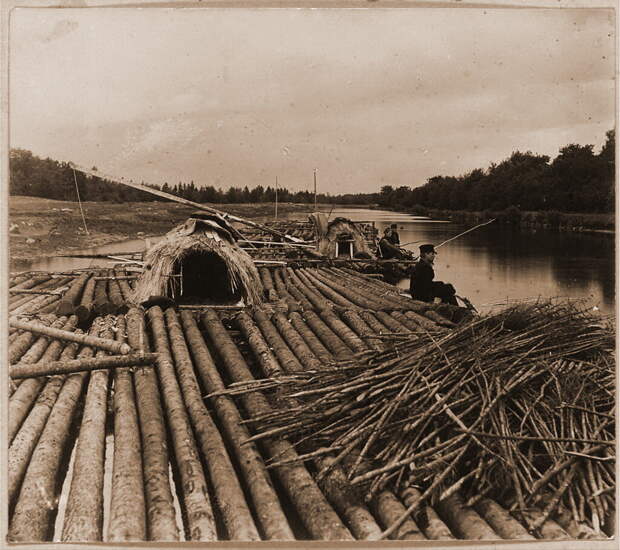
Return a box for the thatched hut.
[310,213,374,259]
[132,213,263,305]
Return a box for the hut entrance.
[174,251,242,304]
[335,234,354,258]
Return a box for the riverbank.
[384,205,615,233]
[8,196,316,270]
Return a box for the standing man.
[410,244,458,305]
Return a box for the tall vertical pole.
[313,169,317,212]
[275,176,278,220]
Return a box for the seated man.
[409,244,457,305]
[388,223,400,245]
[378,227,403,259]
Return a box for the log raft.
[5,264,614,542]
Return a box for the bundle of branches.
[239,300,615,533]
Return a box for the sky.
[9,7,615,195]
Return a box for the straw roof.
[311,214,374,258]
[132,215,263,305]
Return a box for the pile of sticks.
[236,300,615,535]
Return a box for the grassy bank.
[8,196,316,270]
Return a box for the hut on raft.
[310,213,374,259]
[132,213,263,305]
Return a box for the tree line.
[9,149,376,206]
[379,130,615,214]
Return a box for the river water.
[18,207,615,315]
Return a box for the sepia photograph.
[3,1,616,545]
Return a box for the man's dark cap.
[390,223,398,228]
[419,244,436,254]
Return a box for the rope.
[72,168,90,235]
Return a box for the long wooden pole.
[69,162,305,243]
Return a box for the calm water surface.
[19,207,615,315]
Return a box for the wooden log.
[374,311,411,333]
[9,273,33,288]
[165,309,260,541]
[8,316,77,444]
[108,315,147,542]
[8,322,96,542]
[288,312,334,364]
[513,507,571,540]
[56,272,92,316]
[75,275,97,323]
[258,267,278,301]
[8,314,55,364]
[114,269,134,302]
[358,310,398,335]
[473,498,535,540]
[339,310,385,352]
[108,270,128,313]
[303,269,387,310]
[147,307,217,541]
[10,285,70,315]
[286,268,333,311]
[252,309,304,374]
[298,269,358,309]
[8,317,131,355]
[125,308,180,541]
[400,486,455,540]
[371,490,426,540]
[435,492,499,540]
[200,310,353,541]
[274,268,310,311]
[8,338,80,509]
[180,310,294,540]
[236,312,284,378]
[404,310,444,332]
[93,277,114,315]
[423,309,457,328]
[10,353,158,379]
[271,311,325,371]
[62,317,114,541]
[10,288,63,295]
[303,310,353,360]
[10,275,52,291]
[390,311,424,334]
[317,308,368,354]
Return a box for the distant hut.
[310,213,374,259]
[132,213,263,305]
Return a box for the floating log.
[114,269,134,302]
[108,270,129,313]
[8,316,77,444]
[200,310,353,540]
[8,337,80,511]
[303,269,386,310]
[400,486,454,540]
[10,275,52,291]
[8,323,96,542]
[317,308,368,354]
[473,498,535,540]
[10,277,68,308]
[180,310,294,540]
[10,288,63,295]
[273,269,309,311]
[165,309,260,541]
[435,492,498,540]
[288,312,333,364]
[8,314,55,365]
[236,312,284,378]
[10,273,34,288]
[10,354,159,380]
[271,311,325,371]
[10,285,70,315]
[147,307,217,541]
[339,310,385,352]
[93,277,114,315]
[56,272,92,316]
[125,308,180,541]
[258,267,278,301]
[303,310,353,360]
[62,316,114,541]
[404,310,444,332]
[370,490,426,540]
[373,311,411,333]
[108,315,147,542]
[75,275,97,323]
[252,309,304,374]
[8,317,131,355]
[286,268,332,311]
[298,269,358,309]
[514,506,571,540]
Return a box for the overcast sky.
[9,7,615,194]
